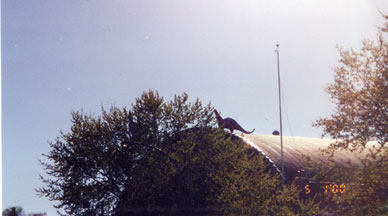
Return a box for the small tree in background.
[313,14,388,215]
[2,206,47,216]
[3,206,24,216]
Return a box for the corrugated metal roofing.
[237,134,376,181]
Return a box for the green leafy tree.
[313,14,388,215]
[40,90,317,215]
[315,14,388,155]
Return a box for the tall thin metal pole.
[276,44,285,189]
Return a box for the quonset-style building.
[236,134,374,184]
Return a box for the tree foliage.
[314,14,388,155]
[312,14,388,215]
[2,206,47,216]
[3,207,24,216]
[302,152,388,215]
[38,90,320,215]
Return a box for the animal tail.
[243,128,255,134]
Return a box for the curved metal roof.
[237,134,375,182]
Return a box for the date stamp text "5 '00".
[304,184,346,195]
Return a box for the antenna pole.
[276,44,285,190]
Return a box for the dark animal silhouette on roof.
[214,109,255,134]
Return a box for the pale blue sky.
[3,0,388,214]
